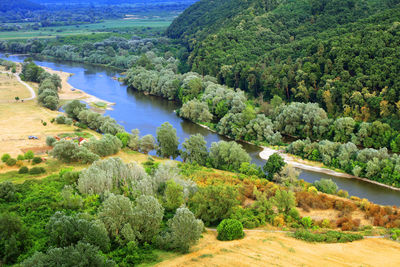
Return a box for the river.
[2,53,399,206]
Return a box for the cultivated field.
[157,230,400,267]
[0,19,171,40]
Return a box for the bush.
[301,217,313,228]
[17,155,25,161]
[217,219,244,241]
[55,115,66,124]
[46,136,56,146]
[313,179,338,194]
[29,167,46,175]
[6,158,17,166]
[1,153,11,163]
[0,181,16,202]
[18,166,29,174]
[32,157,43,165]
[293,230,363,243]
[24,150,34,160]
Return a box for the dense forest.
[167,0,400,127]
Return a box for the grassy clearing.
[0,19,171,40]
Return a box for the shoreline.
[195,122,400,192]
[40,66,115,110]
[259,146,400,192]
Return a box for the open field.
[157,230,400,267]
[0,19,171,40]
[0,72,97,157]
[0,72,31,101]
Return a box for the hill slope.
[168,0,400,124]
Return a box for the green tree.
[190,185,239,226]
[313,179,338,194]
[181,133,208,165]
[263,153,286,179]
[164,180,184,211]
[272,189,296,214]
[209,141,251,171]
[156,122,180,159]
[159,207,204,253]
[139,134,156,154]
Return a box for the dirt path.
[157,231,400,267]
[0,70,35,101]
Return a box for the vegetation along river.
[2,53,400,206]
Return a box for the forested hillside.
[168,0,400,126]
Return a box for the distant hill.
[168,0,400,124]
[0,0,42,12]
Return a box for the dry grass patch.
[0,73,31,101]
[156,230,400,267]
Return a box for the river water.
[2,53,399,206]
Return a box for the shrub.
[43,121,47,126]
[29,167,46,175]
[301,217,313,229]
[0,181,16,202]
[46,136,56,146]
[293,230,363,243]
[313,179,338,194]
[24,150,34,160]
[18,166,29,174]
[17,155,25,161]
[32,157,43,165]
[55,115,66,124]
[217,219,244,241]
[1,153,11,163]
[6,158,17,166]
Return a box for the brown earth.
[157,231,400,267]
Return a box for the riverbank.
[196,122,400,192]
[41,66,115,110]
[259,146,400,192]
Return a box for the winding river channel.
[2,53,400,206]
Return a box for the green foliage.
[17,154,25,161]
[46,212,110,252]
[0,181,16,202]
[314,179,339,195]
[163,180,184,211]
[0,213,30,265]
[18,166,29,174]
[32,156,43,165]
[64,100,87,120]
[181,133,208,165]
[217,219,244,241]
[46,136,56,146]
[140,134,156,154]
[29,167,46,175]
[52,140,99,164]
[156,122,180,159]
[6,157,17,166]
[263,153,286,179]
[209,141,251,172]
[390,228,400,240]
[24,150,34,160]
[293,230,363,243]
[190,185,239,226]
[272,189,296,214]
[1,153,11,162]
[116,132,131,148]
[301,217,313,229]
[22,242,115,267]
[84,134,122,157]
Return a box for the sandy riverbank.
[260,146,400,192]
[41,66,115,110]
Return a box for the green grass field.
[0,19,172,40]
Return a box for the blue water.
[2,53,399,206]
